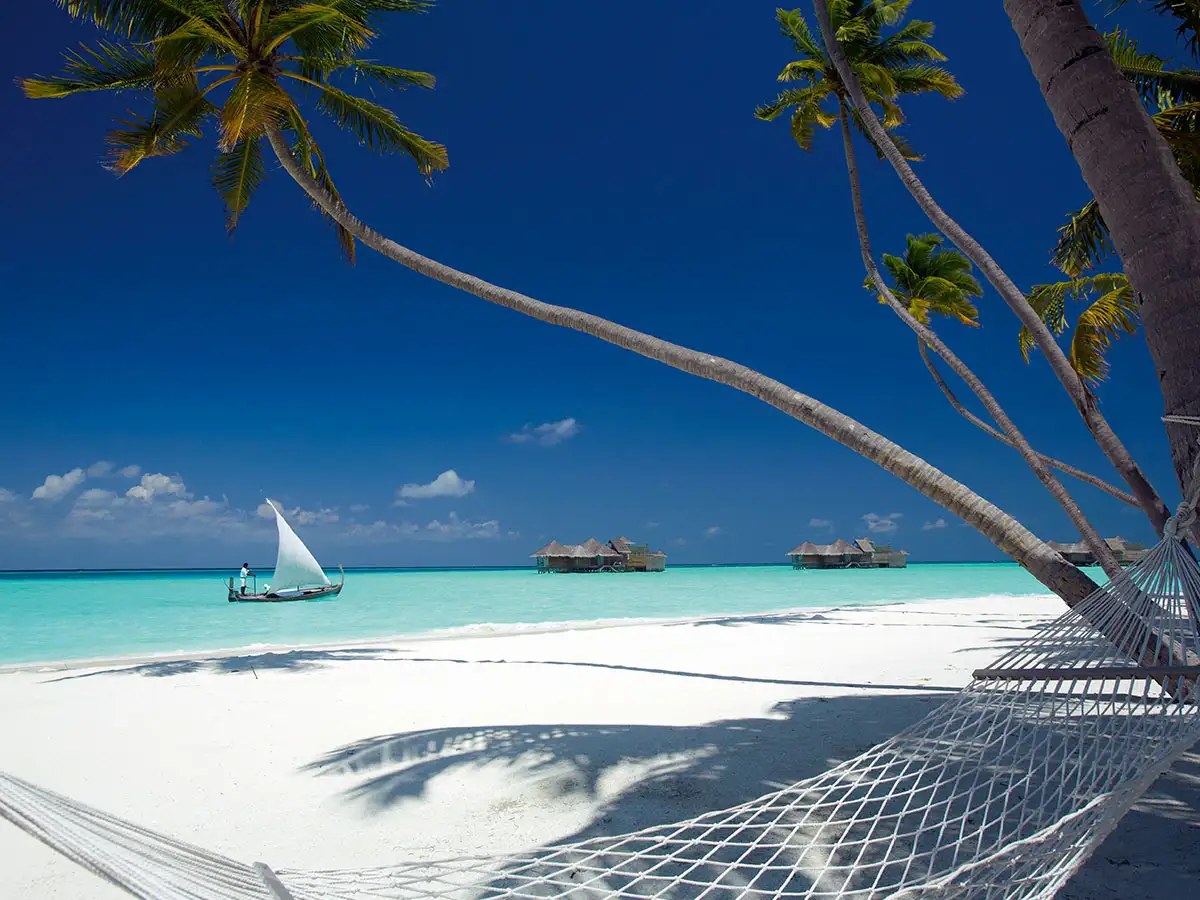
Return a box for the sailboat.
[227,499,344,602]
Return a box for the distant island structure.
[531,536,667,573]
[788,538,908,570]
[1047,537,1147,568]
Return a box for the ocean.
[0,563,1087,666]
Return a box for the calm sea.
[0,563,1086,666]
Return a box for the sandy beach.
[1,595,1196,899]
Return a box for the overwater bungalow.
[1047,536,1147,567]
[787,537,908,570]
[531,535,666,573]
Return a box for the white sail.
[266,499,331,591]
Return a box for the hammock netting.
[3,533,1200,900]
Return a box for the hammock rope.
[5,519,1200,899]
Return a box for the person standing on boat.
[239,562,254,595]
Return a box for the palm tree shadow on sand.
[294,688,1200,900]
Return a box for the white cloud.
[76,488,117,507]
[644,521,660,529]
[118,464,141,478]
[507,418,580,447]
[344,512,505,542]
[32,468,86,502]
[862,512,903,534]
[398,469,475,501]
[349,503,370,513]
[126,473,191,502]
[809,518,833,530]
[922,518,948,531]
[87,461,114,478]
[672,537,687,546]
[0,488,16,503]
[704,525,722,538]
[422,511,500,541]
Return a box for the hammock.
[3,528,1200,900]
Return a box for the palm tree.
[869,235,1140,508]
[1019,275,1140,386]
[22,0,449,262]
[22,1,1103,604]
[863,233,982,327]
[1001,0,1200,497]
[1051,30,1200,277]
[756,3,1125,570]
[754,3,961,159]
[811,0,1171,531]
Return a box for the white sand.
[0,596,1196,899]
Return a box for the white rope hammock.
[4,524,1200,900]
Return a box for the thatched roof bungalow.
[1047,537,1147,567]
[532,535,666,573]
[787,537,908,569]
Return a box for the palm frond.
[1071,281,1139,383]
[307,80,447,174]
[1051,200,1114,276]
[219,70,293,150]
[261,3,377,56]
[299,57,436,90]
[1109,1,1200,57]
[1105,28,1200,104]
[776,8,824,59]
[211,136,265,232]
[105,84,216,172]
[1020,273,1136,380]
[21,41,157,99]
[284,107,357,262]
[55,0,216,40]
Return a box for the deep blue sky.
[0,1,1188,569]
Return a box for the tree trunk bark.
[1003,0,1200,498]
[915,341,1140,507]
[812,0,1171,533]
[835,95,1124,577]
[266,126,1098,606]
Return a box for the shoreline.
[0,592,1058,674]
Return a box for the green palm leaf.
[106,84,216,172]
[868,233,982,326]
[29,0,445,263]
[309,81,447,173]
[219,70,293,150]
[1020,274,1137,383]
[284,107,357,262]
[22,41,158,98]
[758,4,960,161]
[211,136,265,232]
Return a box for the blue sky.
[0,1,1186,569]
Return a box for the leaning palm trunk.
[812,0,1171,534]
[834,96,1123,577]
[265,125,1097,605]
[1003,0,1200,499]
[916,341,1141,507]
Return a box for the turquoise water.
[0,564,1086,666]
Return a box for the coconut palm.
[24,0,1112,604]
[754,3,961,160]
[810,0,1170,530]
[1001,0,1200,494]
[864,233,981,327]
[1051,30,1200,277]
[1019,275,1140,386]
[22,0,449,262]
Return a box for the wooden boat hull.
[227,575,344,603]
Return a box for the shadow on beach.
[301,693,944,833]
